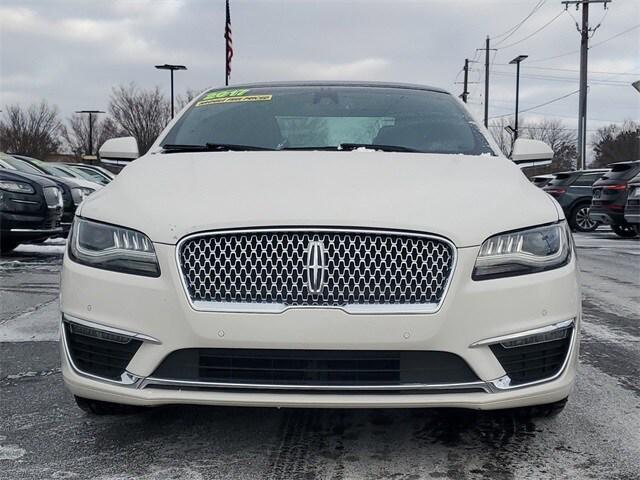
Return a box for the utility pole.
[484,36,490,127]
[561,0,611,170]
[476,36,496,128]
[461,59,470,103]
[75,110,105,157]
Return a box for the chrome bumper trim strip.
[62,314,161,344]
[191,300,441,315]
[139,377,492,392]
[468,319,574,348]
[9,228,62,233]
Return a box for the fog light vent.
[491,326,572,386]
[64,322,142,380]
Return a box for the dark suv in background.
[0,169,63,253]
[0,153,90,237]
[544,169,609,232]
[590,160,640,238]
[624,172,640,231]
[531,174,554,188]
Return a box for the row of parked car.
[0,152,115,253]
[532,160,640,238]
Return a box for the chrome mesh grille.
[178,229,455,310]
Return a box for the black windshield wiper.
[280,146,339,151]
[338,143,421,153]
[280,144,421,152]
[161,143,275,153]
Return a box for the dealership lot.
[0,231,638,480]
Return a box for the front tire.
[612,224,638,238]
[74,396,145,415]
[569,203,599,232]
[516,398,568,419]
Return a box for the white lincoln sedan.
[60,82,580,415]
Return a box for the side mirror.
[98,137,139,167]
[510,138,553,169]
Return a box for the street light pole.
[75,110,105,156]
[509,55,528,141]
[154,64,187,118]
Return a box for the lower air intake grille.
[151,349,480,387]
[490,329,572,386]
[64,322,142,380]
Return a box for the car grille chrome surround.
[176,228,457,314]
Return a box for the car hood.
[63,176,103,190]
[78,151,559,247]
[0,169,60,188]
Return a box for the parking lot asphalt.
[0,230,638,480]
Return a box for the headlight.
[0,180,35,194]
[70,187,95,205]
[473,222,571,280]
[69,217,160,277]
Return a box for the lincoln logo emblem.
[305,240,328,294]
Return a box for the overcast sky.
[1,0,638,140]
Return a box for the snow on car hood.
[78,151,559,247]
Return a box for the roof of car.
[607,160,640,167]
[210,81,449,95]
[553,169,608,176]
[0,166,59,188]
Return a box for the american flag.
[224,0,233,85]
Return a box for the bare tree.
[0,102,65,159]
[522,119,577,172]
[109,83,171,155]
[176,88,203,111]
[590,121,640,168]
[63,115,124,159]
[488,117,513,156]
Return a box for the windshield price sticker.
[196,89,272,107]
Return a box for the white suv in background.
[60,82,579,415]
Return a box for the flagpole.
[225,0,231,86]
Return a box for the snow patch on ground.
[582,319,639,345]
[96,467,205,480]
[14,243,66,255]
[0,436,26,461]
[0,299,59,342]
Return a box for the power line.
[489,89,580,118]
[492,64,640,75]
[526,23,638,63]
[590,23,640,48]
[497,10,566,49]
[490,70,631,85]
[492,0,548,44]
[527,48,579,63]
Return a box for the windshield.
[161,86,495,156]
[547,173,573,187]
[602,163,640,181]
[50,166,75,178]
[70,166,110,184]
[1,155,46,175]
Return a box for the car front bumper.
[60,243,581,410]
[1,211,63,242]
